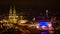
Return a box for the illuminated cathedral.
[8,6,28,24]
[8,6,18,23]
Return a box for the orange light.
[0,21,3,23]
[48,23,52,27]
[36,26,39,28]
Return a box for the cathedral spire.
[13,6,16,16]
[9,6,12,16]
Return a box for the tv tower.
[46,10,48,17]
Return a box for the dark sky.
[0,0,60,16]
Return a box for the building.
[8,6,18,24]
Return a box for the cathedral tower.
[13,6,16,16]
[8,6,13,22]
[9,6,12,17]
[12,6,18,23]
[8,6,18,23]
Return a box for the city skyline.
[0,0,60,16]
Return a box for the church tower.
[9,6,12,17]
[8,6,13,22]
[46,10,48,17]
[8,5,18,23]
[12,6,18,23]
[13,6,16,16]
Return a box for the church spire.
[9,6,12,16]
[13,6,16,16]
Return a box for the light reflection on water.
[41,32,49,34]
[39,30,54,34]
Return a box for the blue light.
[38,22,48,27]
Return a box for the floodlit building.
[8,6,18,23]
[18,15,28,25]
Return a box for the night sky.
[0,0,60,17]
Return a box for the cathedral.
[8,6,18,23]
[8,6,28,24]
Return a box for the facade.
[8,6,18,24]
[8,6,28,24]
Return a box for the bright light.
[20,20,28,24]
[38,22,48,27]
[0,21,3,23]
[42,25,46,27]
[46,10,48,13]
[48,23,52,27]
[36,26,39,28]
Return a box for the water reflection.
[38,30,55,34]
